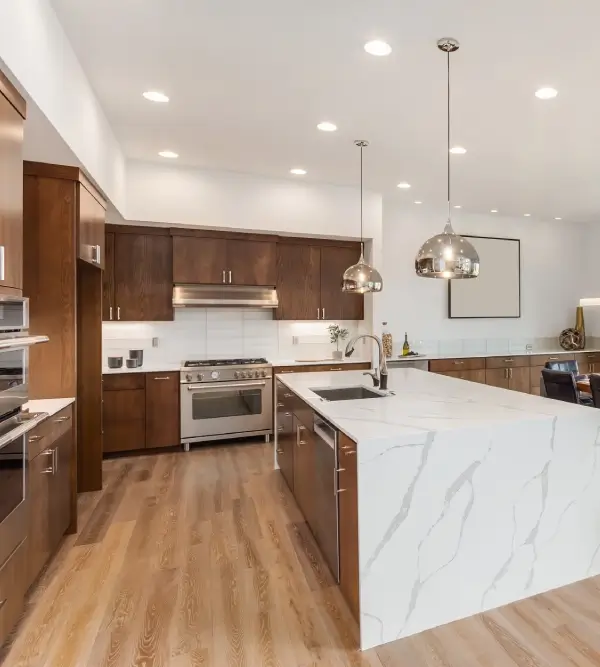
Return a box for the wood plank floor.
[5,441,600,667]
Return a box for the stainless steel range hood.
[173,284,279,309]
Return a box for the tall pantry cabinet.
[23,162,106,493]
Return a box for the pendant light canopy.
[342,140,383,293]
[415,38,480,279]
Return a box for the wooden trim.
[170,227,279,243]
[23,161,106,209]
[0,285,22,297]
[0,69,26,119]
[276,235,361,249]
[108,223,170,236]
[429,358,486,373]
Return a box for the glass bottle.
[402,332,410,356]
[382,322,393,358]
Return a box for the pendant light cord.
[447,49,451,221]
[360,143,364,253]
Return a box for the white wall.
[0,0,126,212]
[381,202,591,352]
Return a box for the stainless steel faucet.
[345,334,389,390]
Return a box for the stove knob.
[254,370,260,378]
[234,371,240,379]
[241,371,247,379]
[196,373,203,381]
[261,369,267,378]
[185,373,192,382]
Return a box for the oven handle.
[186,381,267,391]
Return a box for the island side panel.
[356,409,600,650]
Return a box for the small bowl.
[107,356,123,369]
[126,359,140,369]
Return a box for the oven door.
[181,379,273,441]
[0,347,27,416]
[0,431,26,567]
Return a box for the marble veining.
[276,368,600,650]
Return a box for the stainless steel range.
[180,358,273,450]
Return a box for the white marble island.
[275,367,600,650]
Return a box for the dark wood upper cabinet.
[102,231,115,321]
[320,245,364,321]
[172,235,228,284]
[276,243,321,320]
[0,77,25,292]
[172,234,276,286]
[227,238,276,286]
[145,372,180,449]
[114,231,173,321]
[78,183,106,268]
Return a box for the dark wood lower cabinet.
[338,433,359,621]
[276,411,294,492]
[146,373,180,448]
[102,372,180,453]
[292,416,316,527]
[103,388,146,453]
[27,412,75,590]
[0,539,27,648]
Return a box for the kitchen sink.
[311,386,386,401]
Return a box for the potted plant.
[328,324,349,360]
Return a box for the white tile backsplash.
[103,310,367,365]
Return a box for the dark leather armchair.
[541,369,582,404]
[589,374,600,408]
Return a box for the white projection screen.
[448,235,521,319]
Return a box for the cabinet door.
[27,449,53,587]
[102,231,115,321]
[114,232,173,321]
[0,95,24,290]
[292,416,315,527]
[276,244,321,320]
[276,410,294,492]
[78,184,105,268]
[338,433,359,621]
[103,388,146,452]
[509,367,531,394]
[485,368,509,389]
[172,235,227,284]
[51,428,74,548]
[146,373,179,448]
[320,246,364,321]
[439,369,486,384]
[227,239,276,286]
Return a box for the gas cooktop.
[182,358,268,368]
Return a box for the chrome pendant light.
[342,140,383,293]
[415,38,479,279]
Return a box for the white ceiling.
[50,0,600,223]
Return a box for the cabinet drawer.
[439,369,486,384]
[103,373,146,390]
[274,362,371,374]
[485,356,530,369]
[529,353,567,366]
[429,358,485,372]
[0,538,27,648]
[27,405,74,461]
[581,352,600,362]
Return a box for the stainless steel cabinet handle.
[277,402,284,407]
[55,415,71,423]
[298,440,307,445]
[117,306,121,320]
[284,393,294,398]
[277,426,284,432]
[187,381,266,391]
[41,448,54,474]
[317,308,320,320]
[152,377,171,380]
[330,368,342,371]
[0,598,6,611]
[509,368,513,380]
[0,245,5,281]
[453,360,464,365]
[336,467,346,472]
[96,245,101,264]
[337,488,347,493]
[503,359,514,363]
[549,356,559,360]
[284,412,292,416]
[276,448,284,454]
[28,434,43,442]
[228,270,232,284]
[109,306,113,321]
[53,447,58,474]
[322,308,325,319]
[343,450,356,455]
[340,444,353,450]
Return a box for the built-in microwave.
[0,295,28,332]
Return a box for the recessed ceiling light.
[143,91,169,103]
[449,146,467,154]
[453,205,462,209]
[397,182,411,189]
[535,87,558,100]
[158,150,178,158]
[317,121,337,132]
[414,200,422,205]
[364,40,392,57]
[524,213,531,217]
[555,216,562,220]
[490,209,498,213]
[290,168,307,175]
